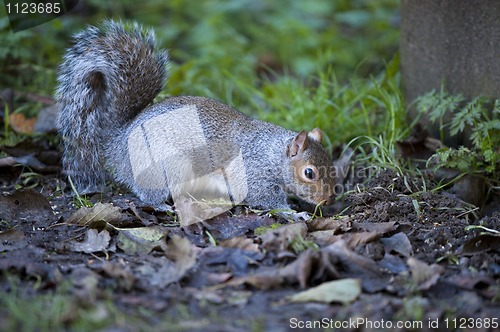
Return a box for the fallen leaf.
[407,257,444,290]
[0,155,57,173]
[380,232,413,257]
[379,253,408,274]
[323,241,390,293]
[307,216,351,232]
[67,202,128,229]
[206,213,276,240]
[69,267,101,303]
[448,274,497,298]
[116,226,165,255]
[34,104,58,133]
[306,230,340,247]
[278,249,333,288]
[163,236,197,276]
[99,260,136,291]
[127,203,158,226]
[217,273,284,290]
[343,231,381,248]
[188,246,264,288]
[136,259,177,288]
[205,272,233,285]
[182,213,275,247]
[352,221,398,234]
[259,222,308,253]
[0,189,55,227]
[0,229,28,251]
[218,236,259,252]
[308,220,399,250]
[175,197,227,226]
[461,234,500,254]
[9,113,36,134]
[289,278,361,304]
[71,229,111,253]
[135,254,194,288]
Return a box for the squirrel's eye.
[304,168,315,180]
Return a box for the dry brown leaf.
[136,257,187,288]
[343,231,381,248]
[462,234,500,254]
[380,232,413,257]
[100,260,136,291]
[278,249,317,288]
[70,229,111,253]
[205,272,233,285]
[176,197,226,226]
[9,113,36,134]
[407,257,444,290]
[0,189,55,225]
[307,230,341,247]
[163,235,197,275]
[218,236,260,252]
[352,221,398,234]
[0,229,28,251]
[219,273,284,290]
[323,240,390,293]
[116,226,165,255]
[288,278,361,304]
[307,216,351,232]
[278,248,344,288]
[259,222,308,252]
[67,202,127,229]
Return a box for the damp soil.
[0,159,499,331]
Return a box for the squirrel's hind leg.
[133,187,173,212]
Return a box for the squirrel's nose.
[324,193,335,206]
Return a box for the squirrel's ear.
[287,131,309,157]
[308,128,323,144]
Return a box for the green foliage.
[1,0,405,194]
[289,234,319,254]
[68,176,95,208]
[415,89,464,125]
[1,0,399,127]
[0,275,150,332]
[432,147,486,174]
[417,91,500,175]
[0,1,402,180]
[15,171,43,190]
[230,54,405,152]
[328,55,410,177]
[0,13,65,93]
[254,223,283,237]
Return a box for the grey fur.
[56,20,336,213]
[56,20,167,193]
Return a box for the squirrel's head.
[285,129,336,206]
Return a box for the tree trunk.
[400,0,500,146]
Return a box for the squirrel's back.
[107,95,295,209]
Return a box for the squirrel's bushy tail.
[56,20,168,193]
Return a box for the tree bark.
[400,0,500,145]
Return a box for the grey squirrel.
[56,20,336,221]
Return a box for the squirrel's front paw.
[153,203,175,213]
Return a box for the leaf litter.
[0,169,499,329]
